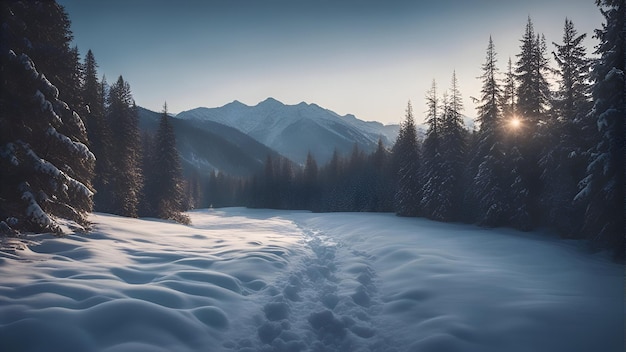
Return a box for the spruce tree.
[82,50,115,212]
[151,104,188,223]
[516,18,551,128]
[0,1,94,234]
[468,37,508,226]
[420,80,446,219]
[540,19,592,235]
[438,71,467,221]
[509,17,551,229]
[576,0,624,257]
[501,57,516,119]
[107,76,143,217]
[392,101,421,217]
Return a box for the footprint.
[264,301,290,321]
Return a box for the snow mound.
[0,209,622,352]
[0,210,305,352]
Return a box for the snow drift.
[0,208,621,352]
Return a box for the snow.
[46,126,95,161]
[0,208,622,352]
[39,73,59,99]
[22,142,94,198]
[0,142,19,166]
[20,188,54,230]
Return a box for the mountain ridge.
[177,98,400,164]
[137,107,283,177]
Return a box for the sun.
[509,117,521,129]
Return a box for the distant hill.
[137,107,282,177]
[176,98,400,164]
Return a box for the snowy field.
[0,208,622,352]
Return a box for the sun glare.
[509,117,521,129]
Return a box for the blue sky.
[58,0,603,124]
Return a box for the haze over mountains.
[139,98,403,177]
[137,107,282,177]
[176,98,400,165]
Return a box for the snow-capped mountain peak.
[177,98,400,164]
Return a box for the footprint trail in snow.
[224,224,392,352]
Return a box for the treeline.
[203,7,624,259]
[0,1,188,235]
[246,144,395,212]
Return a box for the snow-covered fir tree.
[576,0,624,257]
[392,101,421,216]
[0,1,94,234]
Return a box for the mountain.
[176,98,400,164]
[137,107,282,177]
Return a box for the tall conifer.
[576,0,624,257]
[0,1,94,233]
[153,104,188,223]
[468,37,508,226]
[393,101,421,216]
[107,76,143,217]
[540,19,592,234]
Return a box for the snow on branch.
[46,126,95,161]
[20,142,94,198]
[0,142,19,166]
[39,73,59,99]
[20,185,57,232]
[33,90,62,125]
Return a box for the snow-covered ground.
[0,208,622,352]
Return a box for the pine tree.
[107,76,143,217]
[575,0,624,258]
[508,17,551,229]
[540,18,592,235]
[82,50,114,212]
[501,57,516,119]
[151,104,188,223]
[438,71,467,221]
[476,38,502,131]
[0,1,94,234]
[516,18,551,129]
[468,37,508,226]
[8,1,76,106]
[393,101,421,216]
[420,80,446,219]
[551,19,592,126]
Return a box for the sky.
[57,0,604,125]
